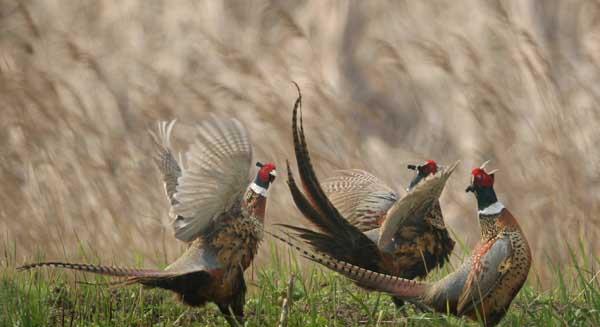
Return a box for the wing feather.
[457,234,513,315]
[321,169,399,231]
[378,161,459,249]
[171,116,252,242]
[149,120,182,205]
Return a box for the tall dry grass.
[1,1,599,285]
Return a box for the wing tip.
[444,160,460,176]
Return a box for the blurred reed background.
[1,0,599,286]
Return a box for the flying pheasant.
[282,86,457,307]
[18,117,277,325]
[277,162,531,326]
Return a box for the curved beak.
[269,169,277,182]
[466,174,475,192]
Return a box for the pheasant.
[282,86,457,307]
[277,161,531,326]
[18,117,276,326]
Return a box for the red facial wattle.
[422,160,438,175]
[257,162,277,183]
[471,168,494,187]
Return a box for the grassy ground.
[2,1,600,283]
[1,1,600,326]
[2,242,599,327]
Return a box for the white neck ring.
[250,182,268,197]
[478,201,504,215]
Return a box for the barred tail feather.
[291,85,340,226]
[287,85,384,271]
[17,262,170,279]
[266,230,428,299]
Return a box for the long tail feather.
[287,85,383,271]
[18,262,172,279]
[291,84,343,228]
[276,223,344,253]
[18,261,215,304]
[285,161,340,240]
[266,229,428,299]
[286,160,323,219]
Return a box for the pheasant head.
[406,159,438,191]
[465,160,500,213]
[251,162,277,196]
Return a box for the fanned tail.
[266,229,428,300]
[286,84,383,271]
[290,84,346,229]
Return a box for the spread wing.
[321,169,399,231]
[457,234,513,315]
[149,120,182,205]
[378,161,459,249]
[171,116,252,242]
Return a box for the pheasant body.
[19,118,276,326]
[461,210,530,323]
[159,186,266,309]
[383,201,455,280]
[208,188,265,276]
[282,87,457,307]
[285,164,531,326]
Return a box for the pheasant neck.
[478,201,504,215]
[407,172,425,191]
[253,173,272,190]
[244,185,267,222]
[249,182,269,197]
[474,186,504,240]
[475,187,498,211]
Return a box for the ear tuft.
[479,160,492,170]
[256,162,264,168]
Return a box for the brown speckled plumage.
[456,209,532,325]
[281,163,531,326]
[19,118,275,326]
[281,86,456,307]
